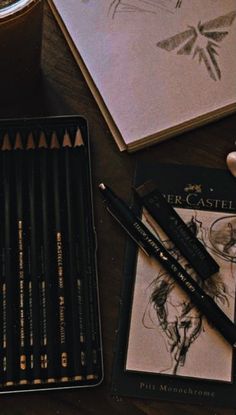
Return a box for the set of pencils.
[0,126,100,389]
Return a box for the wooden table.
[0,3,236,415]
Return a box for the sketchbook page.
[51,0,236,146]
[126,208,235,382]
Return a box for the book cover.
[111,163,236,407]
[48,0,236,152]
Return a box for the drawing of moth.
[157,10,236,81]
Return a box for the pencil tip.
[14,132,23,150]
[50,131,60,149]
[62,130,72,147]
[38,131,48,148]
[26,132,35,150]
[2,133,12,151]
[74,129,84,147]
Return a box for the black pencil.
[14,132,29,385]
[0,142,6,385]
[50,131,69,380]
[72,128,98,380]
[2,274,7,384]
[2,133,16,386]
[21,132,35,381]
[26,132,45,384]
[38,131,56,383]
[62,130,84,380]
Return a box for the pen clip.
[105,206,150,256]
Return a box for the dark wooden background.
[0,2,236,414]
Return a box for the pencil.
[50,131,69,380]
[2,279,7,384]
[62,130,83,380]
[38,131,56,382]
[72,128,98,380]
[23,133,34,381]
[0,142,6,385]
[14,132,29,385]
[26,132,45,383]
[2,133,16,386]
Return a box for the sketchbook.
[48,0,236,152]
[111,163,236,407]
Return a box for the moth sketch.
[138,215,236,374]
[157,10,236,81]
[108,0,182,19]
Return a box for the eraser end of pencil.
[99,183,106,190]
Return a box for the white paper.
[51,0,236,146]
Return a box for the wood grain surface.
[0,2,236,414]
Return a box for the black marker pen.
[99,183,236,348]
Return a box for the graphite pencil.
[0,142,6,385]
[38,131,57,382]
[13,132,29,384]
[62,130,84,380]
[26,132,45,383]
[72,128,98,380]
[2,133,17,386]
[50,131,69,380]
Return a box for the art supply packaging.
[111,162,236,408]
[0,115,103,393]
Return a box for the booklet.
[111,162,236,407]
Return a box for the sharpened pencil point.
[14,132,23,150]
[26,132,35,150]
[38,131,48,148]
[50,131,60,149]
[74,129,84,147]
[62,130,72,147]
[1,133,11,151]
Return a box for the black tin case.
[0,115,103,393]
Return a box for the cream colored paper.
[51,0,236,149]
